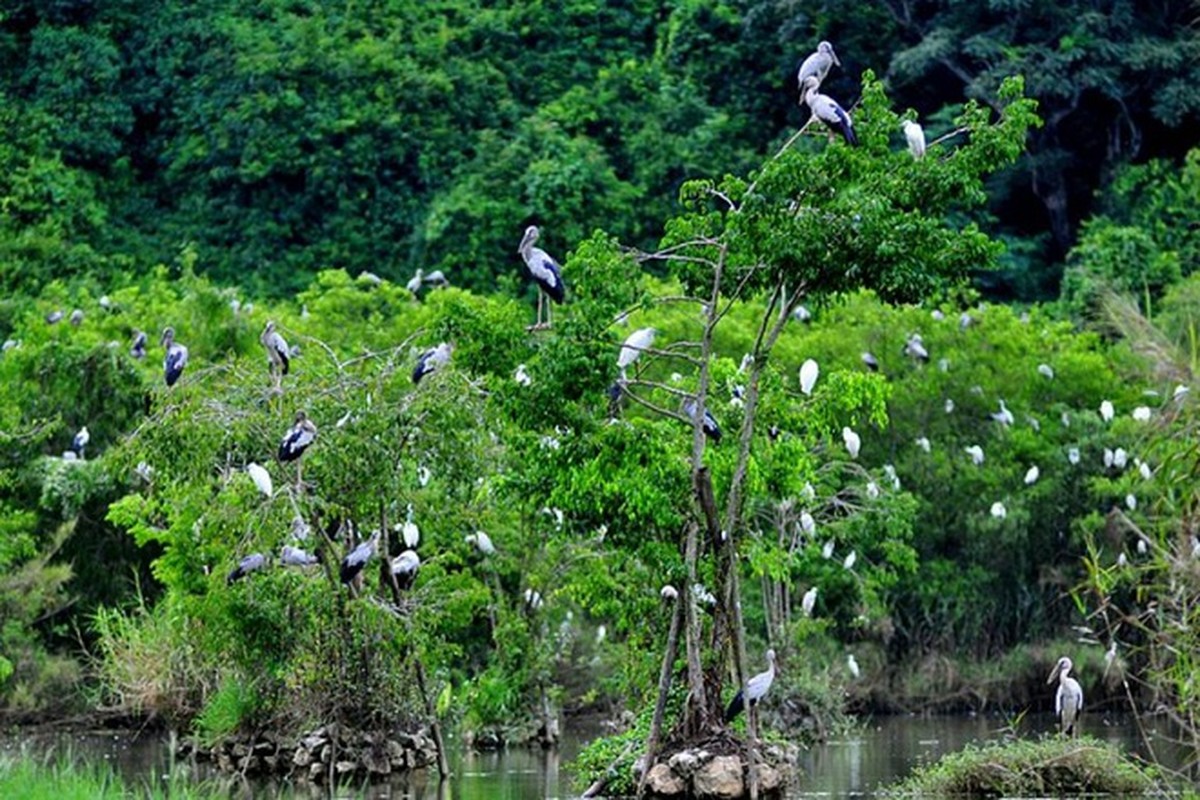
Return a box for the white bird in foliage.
[965,445,984,466]
[1037,363,1055,379]
[1125,494,1137,510]
[524,587,544,612]
[992,399,1014,426]
[847,654,860,679]
[944,398,955,413]
[281,545,319,567]
[261,320,291,381]
[227,553,267,584]
[866,481,880,499]
[406,269,425,294]
[390,549,421,591]
[1103,448,1114,468]
[618,327,656,380]
[161,327,189,387]
[1024,465,1040,485]
[247,463,273,498]
[1048,656,1083,736]
[792,305,812,323]
[796,40,840,91]
[799,358,819,396]
[412,342,452,384]
[842,427,861,459]
[402,504,420,549]
[901,120,926,159]
[465,530,496,556]
[660,584,679,602]
[69,309,84,326]
[724,649,776,722]
[801,76,858,146]
[1068,447,1081,465]
[1100,400,1115,422]
[514,363,532,386]
[800,512,816,536]
[1113,448,1128,469]
[843,550,857,569]
[1132,406,1151,422]
[518,225,566,329]
[915,436,931,453]
[861,351,879,372]
[822,540,835,559]
[990,501,1007,519]
[801,587,818,617]
[1139,461,1152,480]
[905,333,930,362]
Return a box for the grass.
[0,752,228,799]
[884,735,1163,797]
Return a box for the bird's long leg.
[536,291,544,328]
[295,461,304,495]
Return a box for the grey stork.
[279,410,317,491]
[801,76,857,146]
[161,327,189,387]
[412,342,452,385]
[261,321,291,390]
[796,41,840,93]
[227,553,267,584]
[518,225,566,330]
[724,649,777,723]
[1048,656,1083,736]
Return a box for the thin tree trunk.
[637,592,684,797]
[683,519,708,736]
[414,658,451,779]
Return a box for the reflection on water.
[1,713,1188,798]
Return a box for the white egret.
[618,327,657,380]
[901,119,926,159]
[842,427,861,459]
[916,436,931,453]
[822,540,835,559]
[800,512,816,536]
[402,504,420,549]
[965,445,984,466]
[1132,406,1151,422]
[843,550,857,569]
[799,358,819,396]
[514,363,532,386]
[990,501,1007,519]
[801,587,818,617]
[247,463,273,498]
[1100,400,1114,422]
[847,654,860,678]
[1037,364,1055,379]
[660,585,679,602]
[466,530,496,556]
[1024,465,1040,485]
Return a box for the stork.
[796,41,840,93]
[901,120,926,159]
[340,529,380,586]
[518,226,566,329]
[861,352,879,372]
[390,549,421,591]
[801,76,857,146]
[724,649,777,723]
[412,342,453,384]
[261,320,291,390]
[842,427,861,459]
[130,330,147,359]
[465,530,496,556]
[161,327,189,387]
[682,398,722,443]
[281,545,319,568]
[71,426,90,459]
[1048,656,1083,736]
[227,553,267,584]
[278,410,317,491]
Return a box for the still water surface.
[2,713,1184,798]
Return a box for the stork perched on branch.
[518,225,566,330]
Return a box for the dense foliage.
[0,1,1195,299]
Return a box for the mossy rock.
[884,736,1162,797]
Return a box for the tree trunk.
[637,591,684,797]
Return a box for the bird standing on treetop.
[796,41,840,93]
[390,550,421,591]
[161,327,189,387]
[261,320,291,389]
[278,411,317,463]
[801,76,857,146]
[518,225,566,330]
[902,120,926,159]
[412,342,453,384]
[1048,656,1083,736]
[724,649,777,723]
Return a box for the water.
[2,714,1188,798]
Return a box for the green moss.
[885,736,1162,797]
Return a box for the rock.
[301,731,328,751]
[693,755,744,799]
[319,743,332,764]
[646,762,686,797]
[387,739,405,767]
[668,749,703,778]
[309,762,324,780]
[758,764,782,793]
[293,747,313,767]
[335,760,358,774]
